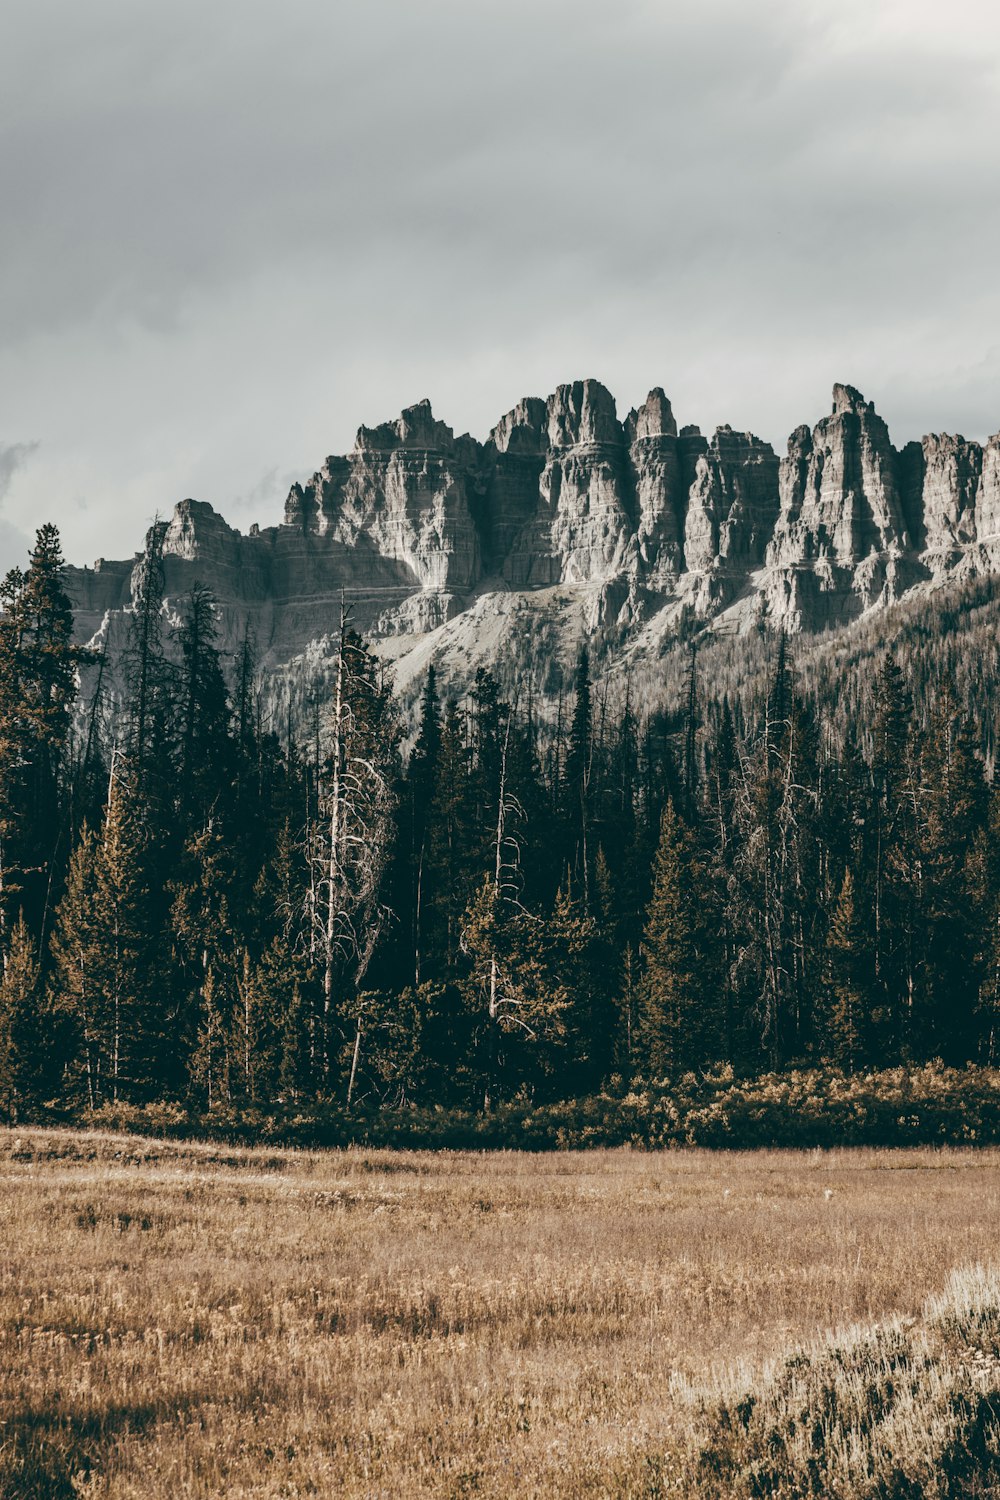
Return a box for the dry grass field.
[3,1130,1000,1497]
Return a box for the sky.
[1,0,999,571]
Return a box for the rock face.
[626,389,683,586]
[499,380,635,588]
[684,428,780,574]
[63,380,1000,702]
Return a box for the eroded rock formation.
[63,380,1000,700]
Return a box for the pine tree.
[563,648,592,904]
[974,788,1000,1064]
[123,520,172,792]
[470,667,502,868]
[824,870,870,1073]
[516,887,613,1095]
[593,844,627,1064]
[731,636,807,1066]
[51,756,157,1106]
[0,526,81,946]
[94,754,159,1098]
[682,643,699,818]
[170,819,239,1101]
[917,689,987,1061]
[459,708,563,1106]
[869,653,916,1055]
[188,966,228,1109]
[638,800,722,1076]
[0,915,48,1118]
[176,585,235,829]
[407,665,442,983]
[0,565,27,951]
[425,699,473,979]
[49,824,103,1108]
[237,936,311,1100]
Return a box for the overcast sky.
[2,0,999,571]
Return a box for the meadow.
[3,1130,1000,1497]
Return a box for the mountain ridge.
[64,378,1000,706]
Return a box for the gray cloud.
[0,441,38,496]
[0,442,37,571]
[1,0,999,566]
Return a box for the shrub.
[68,1063,1000,1151]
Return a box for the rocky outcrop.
[284,400,481,592]
[480,396,548,571]
[759,386,922,630]
[626,389,684,585]
[63,379,1000,703]
[900,434,982,559]
[501,380,634,588]
[683,427,780,574]
[767,385,909,568]
[978,437,1000,546]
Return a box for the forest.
[0,521,998,1124]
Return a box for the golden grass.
[3,1130,1000,1496]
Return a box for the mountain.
[64,379,1000,708]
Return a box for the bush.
[67,1063,1000,1151]
[694,1264,1000,1497]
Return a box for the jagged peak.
[489,395,548,455]
[167,497,235,530]
[831,383,871,417]
[921,431,977,450]
[627,388,677,442]
[546,378,622,449]
[710,426,774,456]
[160,496,240,560]
[354,397,456,454]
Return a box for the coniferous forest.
[2,522,1000,1133]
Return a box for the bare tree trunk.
[81,951,94,1111]
[483,714,513,1110]
[347,1017,362,1106]
[0,835,7,966]
[323,609,347,1088]
[414,842,425,987]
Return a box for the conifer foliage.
[2,520,1000,1118]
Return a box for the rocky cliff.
[64,380,1000,705]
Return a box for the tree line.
[0,523,997,1120]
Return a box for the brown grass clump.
[3,1130,1000,1496]
[696,1265,1000,1498]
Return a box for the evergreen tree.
[50,756,157,1105]
[518,887,613,1094]
[682,643,699,818]
[176,586,235,829]
[0,526,80,945]
[823,869,870,1073]
[459,708,565,1105]
[0,565,28,950]
[916,690,987,1061]
[123,520,172,793]
[869,653,916,1056]
[425,699,473,979]
[638,800,722,1076]
[407,665,442,984]
[0,915,49,1117]
[49,824,103,1107]
[170,820,238,1101]
[563,648,592,904]
[470,667,502,870]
